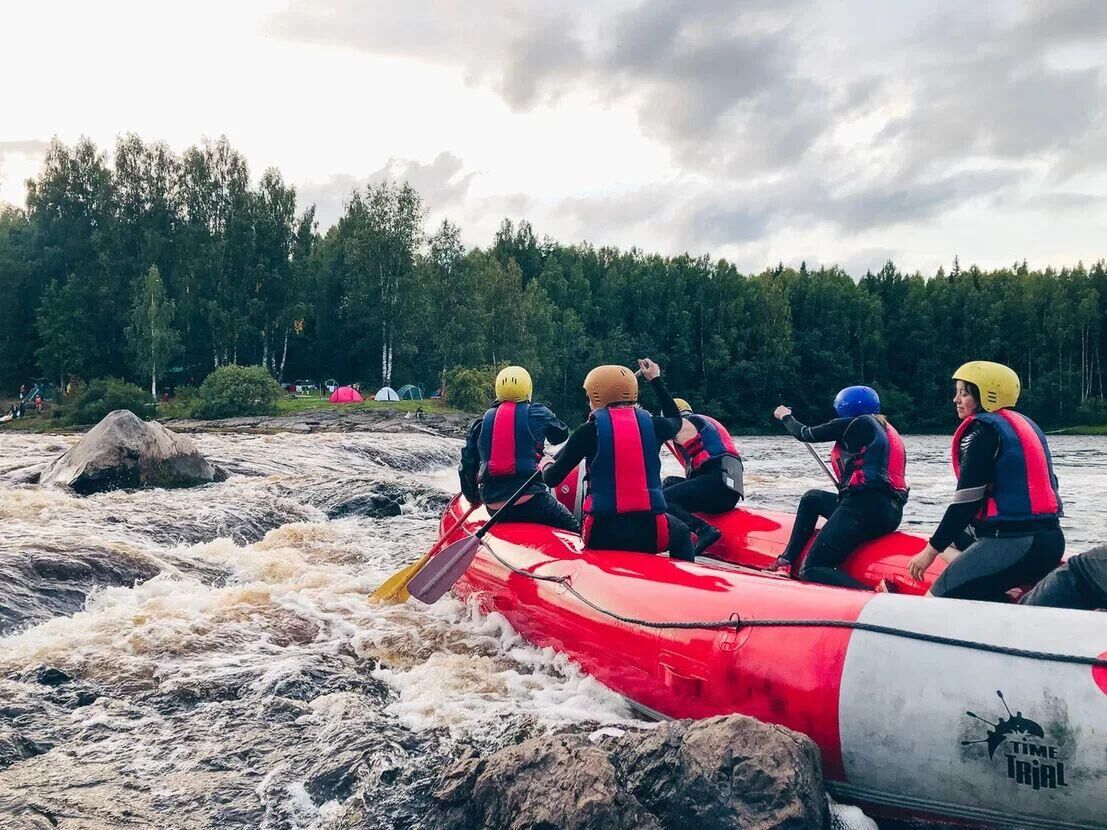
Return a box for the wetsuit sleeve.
[535,403,570,445]
[928,423,1000,551]
[458,418,483,504]
[650,377,682,419]
[542,422,596,487]
[781,415,855,444]
[648,377,683,439]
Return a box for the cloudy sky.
[2,0,1105,275]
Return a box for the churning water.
[1,429,1104,829]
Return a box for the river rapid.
[1,429,1104,829]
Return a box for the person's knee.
[800,488,824,502]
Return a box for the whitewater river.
[1,430,1104,829]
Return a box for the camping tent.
[397,384,423,400]
[374,386,400,401]
[329,386,364,403]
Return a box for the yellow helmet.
[583,365,638,407]
[672,397,693,414]
[952,361,1020,412]
[495,366,532,402]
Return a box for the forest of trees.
[1,135,1105,432]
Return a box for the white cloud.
[0,0,1104,274]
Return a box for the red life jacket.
[478,401,540,479]
[585,406,666,516]
[673,414,741,475]
[951,409,1061,524]
[830,414,909,499]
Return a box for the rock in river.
[40,410,226,494]
[433,714,829,830]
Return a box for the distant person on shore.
[772,386,909,590]
[34,394,43,413]
[459,365,578,531]
[908,362,1064,601]
[541,360,694,561]
[18,384,27,401]
[659,397,744,556]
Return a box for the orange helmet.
[583,365,638,407]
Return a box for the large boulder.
[433,715,829,830]
[40,410,226,494]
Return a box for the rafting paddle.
[371,502,479,604]
[803,441,839,486]
[407,462,550,604]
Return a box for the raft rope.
[479,544,1107,670]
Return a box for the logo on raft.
[963,690,1068,791]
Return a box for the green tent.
[397,384,423,400]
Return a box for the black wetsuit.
[459,402,579,532]
[542,378,693,560]
[1020,545,1107,610]
[778,415,905,590]
[653,399,739,547]
[929,420,1064,602]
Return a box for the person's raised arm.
[774,406,853,444]
[542,422,595,487]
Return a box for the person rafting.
[772,385,909,589]
[459,365,579,531]
[1019,544,1106,610]
[541,359,694,561]
[660,397,744,555]
[908,361,1064,601]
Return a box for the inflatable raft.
[437,493,1107,829]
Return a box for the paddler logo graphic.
[963,690,1068,791]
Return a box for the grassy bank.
[0,395,468,434]
[272,396,463,416]
[1048,424,1107,436]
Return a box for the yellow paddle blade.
[371,551,432,604]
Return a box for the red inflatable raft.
[435,493,1107,830]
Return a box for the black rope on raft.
[479,543,1107,670]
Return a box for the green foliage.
[157,385,201,419]
[3,136,1107,430]
[443,366,499,413]
[68,378,150,425]
[126,265,181,399]
[196,365,282,418]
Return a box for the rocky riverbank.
[162,407,474,438]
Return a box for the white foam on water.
[4,429,1102,827]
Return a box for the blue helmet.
[834,385,880,418]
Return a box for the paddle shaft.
[475,462,548,540]
[803,441,839,486]
[430,502,479,556]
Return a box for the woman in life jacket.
[541,359,694,561]
[459,365,579,531]
[907,361,1064,602]
[660,397,744,555]
[772,385,910,590]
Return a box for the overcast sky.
[2,0,1105,275]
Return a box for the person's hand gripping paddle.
[773,403,838,487]
[407,459,554,604]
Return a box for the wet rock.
[40,410,227,495]
[307,480,442,520]
[34,668,71,687]
[0,545,162,634]
[0,726,47,769]
[433,715,828,830]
